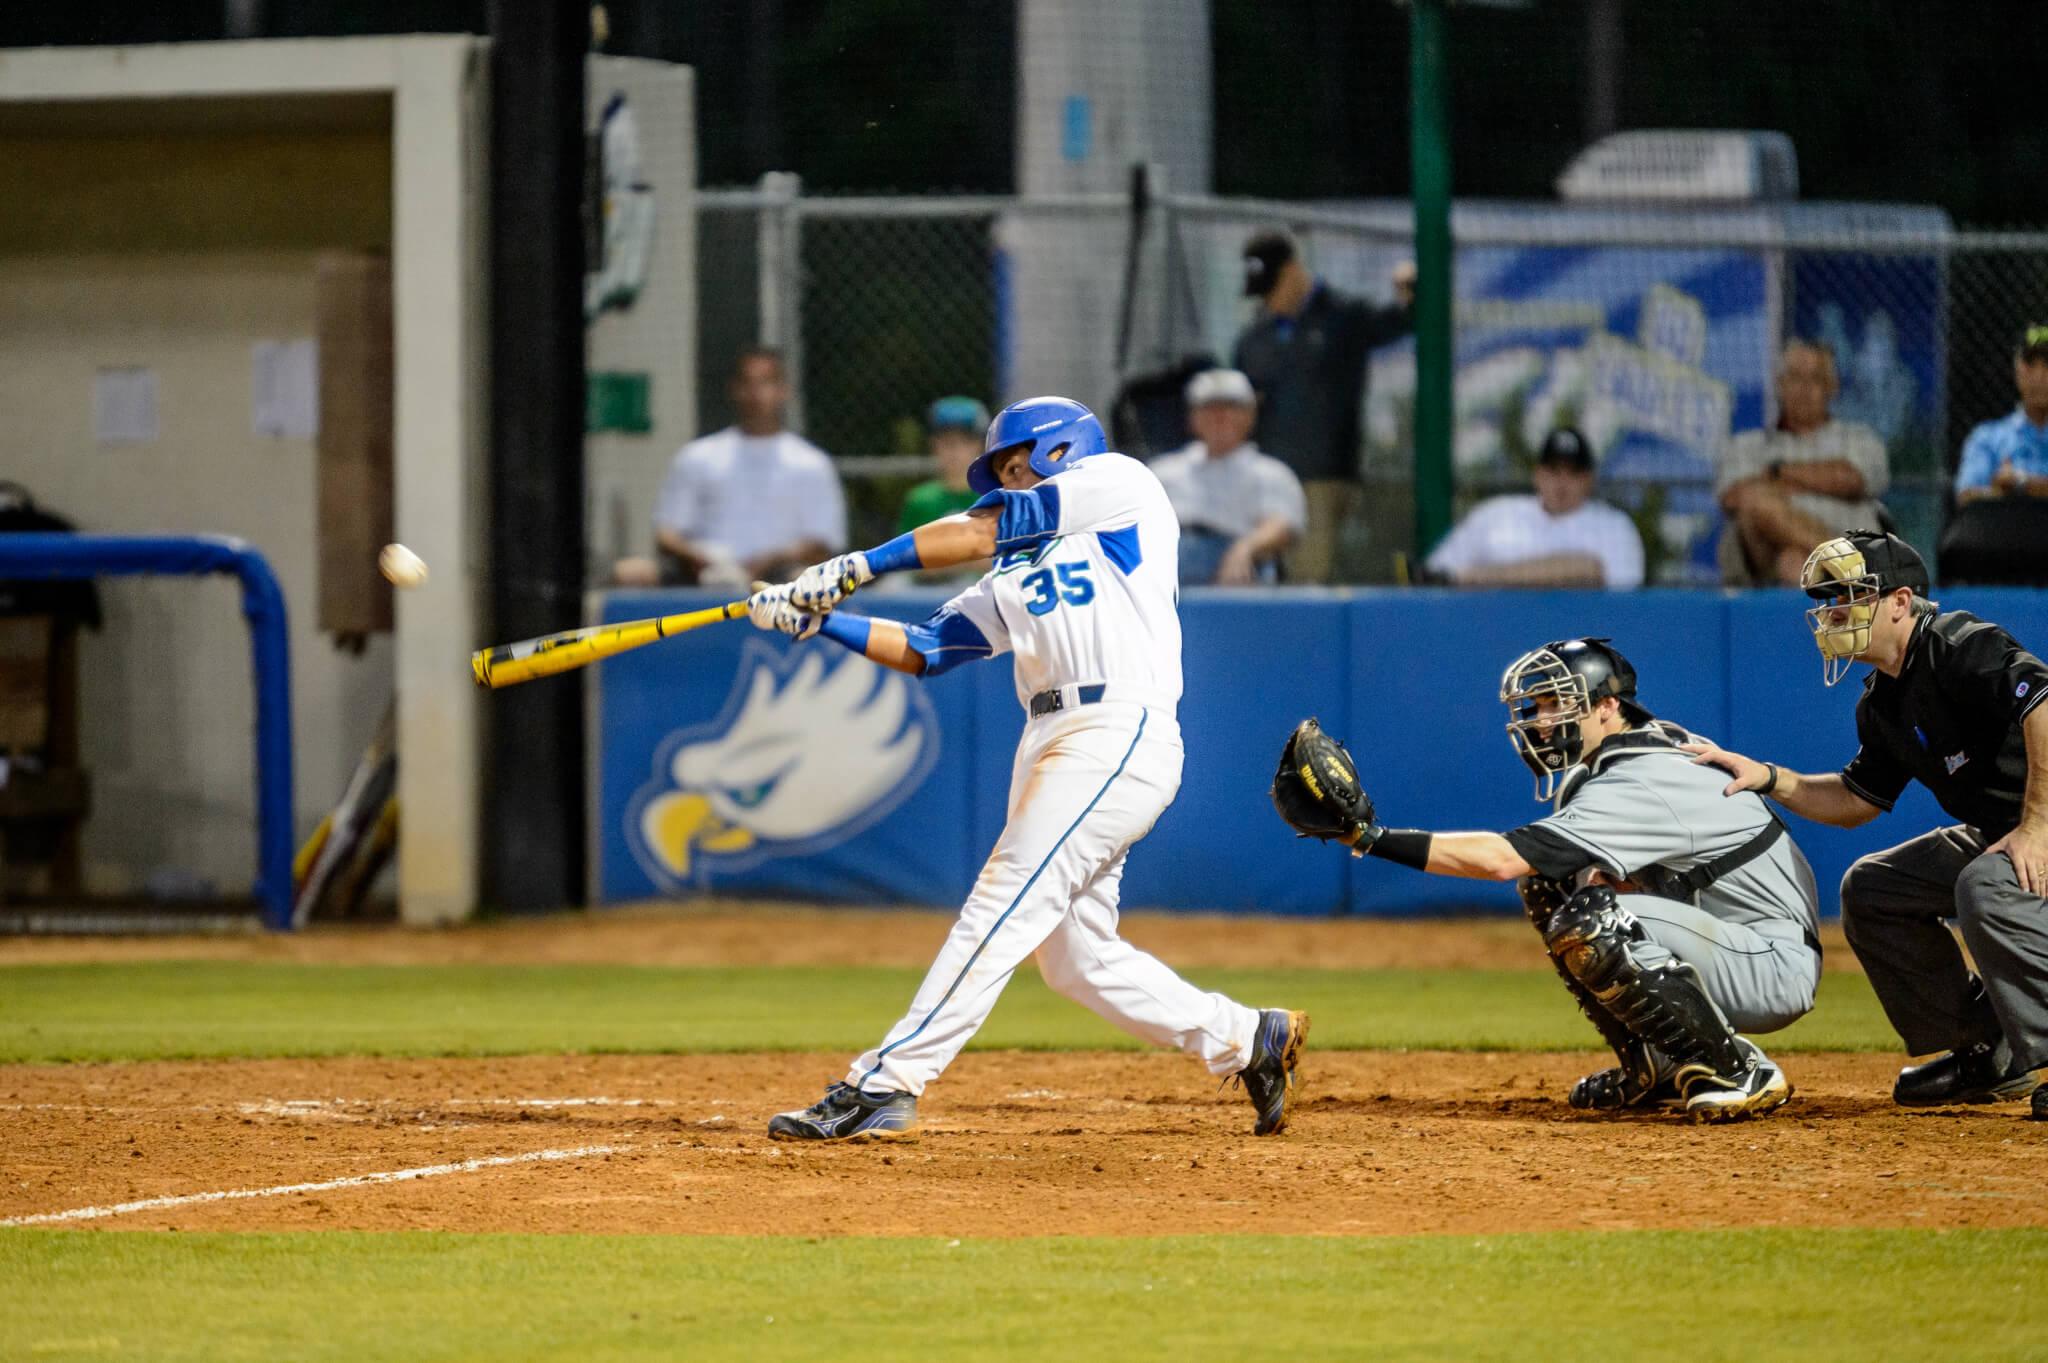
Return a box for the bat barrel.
[470,601,748,689]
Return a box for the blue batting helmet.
[966,396,1108,496]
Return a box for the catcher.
[1272,637,1820,1120]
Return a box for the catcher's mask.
[1499,637,1651,801]
[1799,530,1930,687]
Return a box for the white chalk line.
[0,1095,683,1116]
[1,1143,628,1227]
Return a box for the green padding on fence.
[586,370,652,433]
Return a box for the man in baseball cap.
[1420,426,1645,588]
[895,395,992,579]
[1954,325,2048,506]
[1148,368,1305,584]
[1689,526,2048,1115]
[1241,230,1298,300]
[1232,228,1416,583]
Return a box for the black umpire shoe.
[1233,1009,1310,1136]
[1893,1042,2040,1107]
[2032,1085,2048,1122]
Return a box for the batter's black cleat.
[1233,1009,1310,1136]
[1893,1043,2040,1107]
[767,1082,919,1141]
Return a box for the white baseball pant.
[848,702,1260,1096]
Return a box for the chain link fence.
[688,178,2048,579]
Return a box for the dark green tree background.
[11,0,2041,223]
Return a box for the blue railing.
[0,534,295,929]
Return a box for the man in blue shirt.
[1955,326,2048,504]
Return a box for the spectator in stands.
[1149,368,1306,585]
[898,395,989,530]
[1233,229,1415,584]
[1954,324,2048,505]
[1717,340,1890,585]
[897,395,991,583]
[613,347,846,587]
[1937,325,2048,585]
[1424,427,1645,588]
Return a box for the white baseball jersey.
[847,449,1259,1098]
[913,452,1184,713]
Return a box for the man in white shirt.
[612,347,847,587]
[1148,368,1307,584]
[1424,427,1645,588]
[1717,340,1890,585]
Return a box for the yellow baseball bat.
[470,601,749,689]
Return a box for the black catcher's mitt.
[1271,718,1375,845]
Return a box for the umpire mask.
[1499,639,1646,801]
[1799,531,1930,687]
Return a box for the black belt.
[1029,683,1107,717]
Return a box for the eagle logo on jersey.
[626,640,940,887]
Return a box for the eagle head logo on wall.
[625,640,940,889]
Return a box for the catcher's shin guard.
[1540,884,1747,1095]
[1520,876,1642,1072]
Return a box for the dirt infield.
[8,910,1996,1242]
[5,1049,2041,1238]
[0,902,1864,973]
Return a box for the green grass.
[4,1228,2044,1362]
[0,960,1896,1062]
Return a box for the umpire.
[1688,529,2048,1116]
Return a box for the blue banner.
[593,586,2048,919]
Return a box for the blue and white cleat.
[1234,1009,1311,1136]
[767,1081,920,1142]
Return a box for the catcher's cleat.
[1683,1038,1791,1123]
[767,1082,919,1142]
[1892,1042,2039,1107]
[1232,1009,1310,1136]
[1567,1066,1683,1112]
[1567,1038,1684,1112]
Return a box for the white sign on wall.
[252,339,319,439]
[93,366,159,444]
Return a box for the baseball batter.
[746,395,1309,1141]
[1272,638,1820,1121]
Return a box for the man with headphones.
[1274,637,1822,1121]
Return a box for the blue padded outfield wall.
[591,587,2048,918]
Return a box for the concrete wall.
[0,38,645,920]
[1006,0,1212,407]
[0,232,394,895]
[583,56,696,572]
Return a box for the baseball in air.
[378,543,428,589]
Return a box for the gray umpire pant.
[1615,894,1820,1034]
[1839,825,2048,1069]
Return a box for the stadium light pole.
[1409,0,1455,557]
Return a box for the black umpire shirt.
[1232,282,1413,483]
[1839,610,2048,840]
